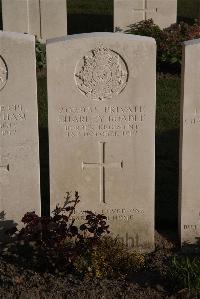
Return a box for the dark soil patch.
[0,231,199,299]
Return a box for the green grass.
[178,0,200,19]
[170,256,200,290]
[68,0,113,15]
[156,77,180,134]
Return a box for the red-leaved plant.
[6,192,109,274]
[126,19,200,73]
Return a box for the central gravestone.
[0,31,40,227]
[47,33,156,252]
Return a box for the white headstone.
[47,33,156,252]
[179,38,200,247]
[0,31,40,226]
[2,0,67,42]
[114,0,177,31]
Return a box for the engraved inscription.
[184,108,200,125]
[82,142,123,204]
[184,225,198,230]
[0,104,27,136]
[58,105,146,137]
[75,45,128,101]
[0,56,8,91]
[73,208,144,222]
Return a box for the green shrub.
[126,19,200,73]
[35,39,46,70]
[169,256,200,290]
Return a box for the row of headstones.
[1,30,199,251]
[1,0,178,42]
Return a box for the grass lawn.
[178,0,200,19]
[68,0,113,15]
[37,75,181,229]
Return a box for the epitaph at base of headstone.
[179,39,200,248]
[0,31,40,227]
[114,0,177,31]
[2,0,67,42]
[47,33,156,252]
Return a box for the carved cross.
[133,0,158,20]
[82,142,123,204]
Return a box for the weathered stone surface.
[2,0,31,34]
[40,0,67,41]
[114,0,177,31]
[0,31,40,227]
[179,39,200,247]
[47,33,156,252]
[2,0,67,41]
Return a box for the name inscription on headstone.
[58,105,146,137]
[0,31,41,227]
[0,104,27,136]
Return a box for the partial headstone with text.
[0,31,40,227]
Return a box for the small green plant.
[74,236,145,279]
[169,256,200,290]
[35,39,46,70]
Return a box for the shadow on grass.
[39,127,50,217]
[155,128,179,230]
[68,14,113,34]
[37,75,50,216]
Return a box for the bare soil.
[0,231,199,299]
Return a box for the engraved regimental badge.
[0,56,8,91]
[75,45,128,101]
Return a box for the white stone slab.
[0,31,40,227]
[179,38,200,247]
[47,33,156,252]
[2,0,67,42]
[2,0,31,34]
[40,0,67,41]
[114,0,177,31]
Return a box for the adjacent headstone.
[2,0,67,42]
[0,31,40,226]
[114,0,177,31]
[47,33,156,252]
[179,39,200,247]
[39,0,67,41]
